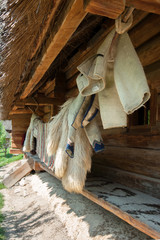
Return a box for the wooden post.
[10,114,31,154]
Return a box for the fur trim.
[47,98,74,156]
[23,128,31,152]
[62,127,92,193]
[23,113,39,152]
[54,106,69,178]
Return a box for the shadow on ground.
[36,172,152,240]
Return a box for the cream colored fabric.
[114,32,150,114]
[23,113,39,152]
[84,114,104,152]
[77,29,127,129]
[77,54,105,96]
[76,28,150,129]
[98,62,127,129]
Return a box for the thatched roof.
[0,0,106,119]
[0,0,160,119]
[0,0,54,119]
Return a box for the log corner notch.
[85,0,160,18]
[84,0,125,19]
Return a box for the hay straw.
[0,0,54,119]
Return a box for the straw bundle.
[0,0,54,119]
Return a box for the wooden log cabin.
[0,0,160,238]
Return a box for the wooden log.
[82,183,160,239]
[102,132,160,150]
[3,159,33,188]
[65,23,114,79]
[131,10,148,29]
[145,61,160,92]
[158,95,160,121]
[126,0,160,15]
[93,146,160,178]
[15,95,61,107]
[10,114,32,120]
[30,0,62,59]
[65,86,79,99]
[129,14,160,48]
[53,72,66,101]
[45,83,56,96]
[92,164,160,198]
[9,149,23,154]
[20,0,87,99]
[84,0,125,19]
[38,79,55,93]
[137,34,160,67]
[11,142,22,149]
[9,109,32,115]
[66,73,79,90]
[64,10,147,80]
[150,88,158,125]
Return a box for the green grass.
[0,185,5,191]
[0,193,5,240]
[0,149,23,167]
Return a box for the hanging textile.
[23,114,40,152]
[23,114,54,170]
[76,27,150,129]
[66,94,104,158]
[114,31,150,114]
[46,96,103,193]
[33,118,54,170]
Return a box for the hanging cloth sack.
[98,29,127,129]
[114,32,150,114]
[76,28,128,129]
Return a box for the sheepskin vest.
[66,93,104,158]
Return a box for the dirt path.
[0,162,152,240]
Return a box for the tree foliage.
[0,122,10,156]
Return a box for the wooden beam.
[129,14,160,48]
[84,0,125,19]
[3,159,33,188]
[65,86,79,99]
[38,79,55,94]
[126,0,160,15]
[92,164,160,198]
[9,109,32,115]
[20,0,87,100]
[12,106,18,111]
[65,22,114,79]
[93,146,160,179]
[150,88,158,126]
[30,0,62,59]
[137,34,160,67]
[82,188,160,240]
[64,10,147,80]
[145,61,160,92]
[66,73,79,90]
[15,96,62,107]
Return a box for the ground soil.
[0,162,152,240]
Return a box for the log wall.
[10,114,31,154]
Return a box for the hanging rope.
[108,6,135,62]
